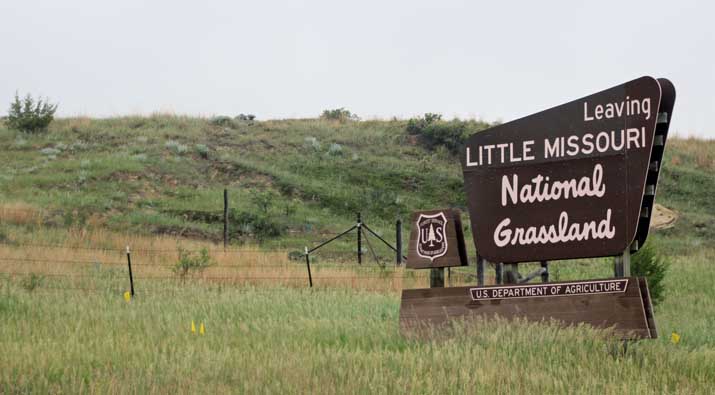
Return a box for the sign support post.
[614,249,631,277]
[476,255,485,286]
[495,262,503,284]
[540,261,549,282]
[504,263,520,284]
[430,268,444,288]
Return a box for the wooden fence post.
[356,212,362,265]
[223,189,229,251]
[396,219,402,266]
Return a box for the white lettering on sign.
[464,128,647,167]
[543,128,646,159]
[583,97,652,122]
[469,279,628,301]
[501,164,605,206]
[465,140,535,167]
[493,209,615,247]
[464,90,657,252]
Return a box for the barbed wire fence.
[0,199,483,294]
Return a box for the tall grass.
[1,272,714,394]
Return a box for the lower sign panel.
[400,277,656,339]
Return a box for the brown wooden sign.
[461,76,676,263]
[406,209,468,269]
[400,277,657,339]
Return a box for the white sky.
[1,0,713,137]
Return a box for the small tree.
[173,247,215,279]
[631,242,669,307]
[6,92,58,133]
[320,108,358,122]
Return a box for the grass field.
[2,245,714,394]
[1,116,714,393]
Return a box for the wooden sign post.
[400,76,676,339]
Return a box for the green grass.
[1,248,714,394]
[1,116,715,392]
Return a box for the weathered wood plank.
[400,277,656,339]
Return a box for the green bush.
[406,113,490,155]
[631,242,669,307]
[21,273,44,292]
[173,247,215,278]
[195,144,209,159]
[6,92,58,133]
[320,108,358,122]
[250,190,277,213]
[209,115,235,128]
[232,210,286,240]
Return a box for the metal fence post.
[304,247,313,288]
[126,246,135,296]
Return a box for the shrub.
[7,92,57,133]
[631,242,669,307]
[320,108,358,122]
[234,114,256,121]
[232,210,286,240]
[21,273,44,292]
[304,136,321,151]
[209,115,235,128]
[195,144,209,159]
[406,113,490,155]
[173,247,215,278]
[328,143,343,156]
[165,140,188,155]
[250,190,277,213]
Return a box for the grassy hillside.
[1,115,713,256]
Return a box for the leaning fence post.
[395,219,402,266]
[304,247,313,288]
[126,245,135,296]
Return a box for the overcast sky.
[1,0,713,137]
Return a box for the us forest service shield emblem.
[416,212,448,261]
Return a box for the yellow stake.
[191,320,196,334]
[671,331,681,344]
[200,323,205,335]
[123,291,131,302]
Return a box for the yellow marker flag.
[671,331,681,344]
[191,320,196,334]
[200,323,205,335]
[123,291,131,302]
